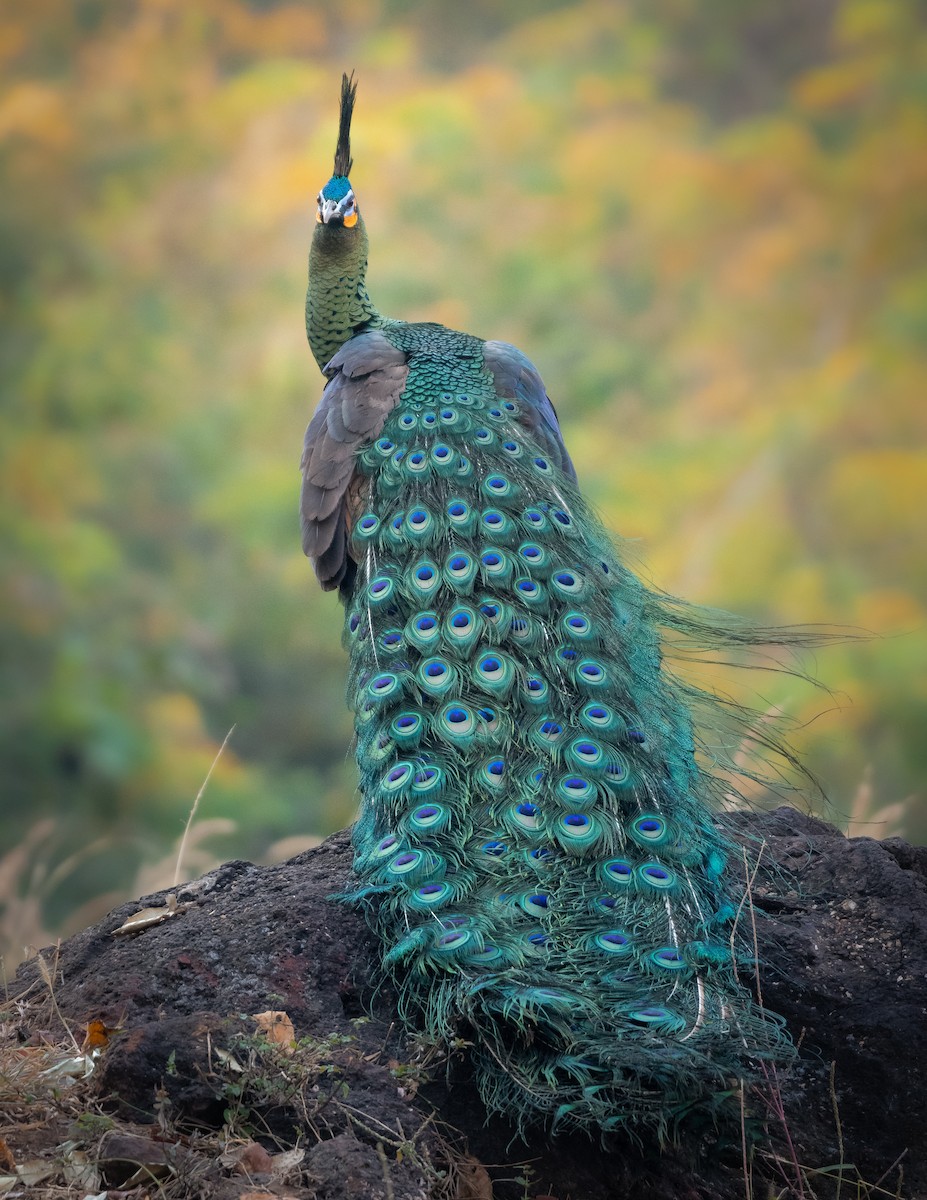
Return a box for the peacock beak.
[318,196,358,227]
[318,198,343,225]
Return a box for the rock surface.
[11,807,927,1200]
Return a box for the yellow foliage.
[793,60,880,111]
[146,692,208,747]
[836,0,912,45]
[852,589,925,634]
[2,0,925,930]
[0,82,71,147]
[826,450,927,544]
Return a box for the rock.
[94,1011,245,1122]
[11,810,926,1200]
[305,1133,430,1200]
[97,1128,192,1186]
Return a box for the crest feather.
[334,71,357,178]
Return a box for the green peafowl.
[300,74,794,1139]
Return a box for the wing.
[482,340,578,484]
[300,330,409,591]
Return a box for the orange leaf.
[252,1010,295,1052]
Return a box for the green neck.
[305,213,382,371]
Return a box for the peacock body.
[301,76,791,1139]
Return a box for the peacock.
[300,74,794,1140]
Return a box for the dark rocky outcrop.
[12,808,927,1199]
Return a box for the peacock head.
[317,175,357,228]
[316,73,359,230]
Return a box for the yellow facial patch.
[343,211,358,228]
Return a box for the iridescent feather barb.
[300,76,809,1141]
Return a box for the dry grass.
[0,819,237,980]
[843,767,910,841]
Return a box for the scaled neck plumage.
[306,213,383,372]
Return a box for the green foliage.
[217,1027,357,1141]
[1,0,924,948]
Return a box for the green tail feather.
[339,328,793,1140]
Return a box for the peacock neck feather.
[306,212,382,371]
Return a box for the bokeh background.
[2,0,925,970]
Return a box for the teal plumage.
[301,75,792,1140]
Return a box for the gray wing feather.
[483,339,577,483]
[314,517,349,589]
[301,330,408,590]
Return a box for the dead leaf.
[214,1046,245,1072]
[0,1138,13,1173]
[112,894,192,936]
[227,1141,274,1176]
[455,1154,493,1200]
[15,1159,58,1187]
[38,1051,98,1081]
[60,1142,101,1191]
[82,1017,119,1052]
[252,1009,295,1052]
[269,1147,305,1181]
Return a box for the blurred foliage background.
[2,0,925,970]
